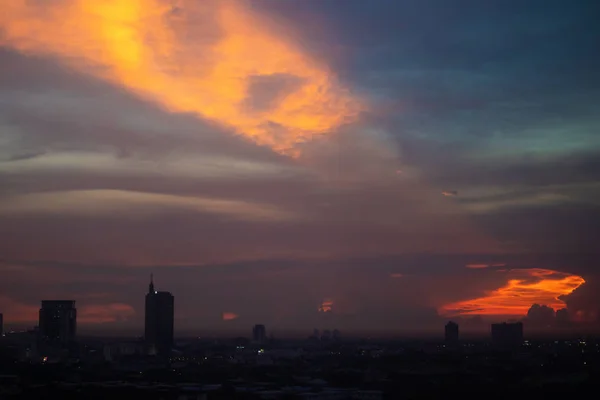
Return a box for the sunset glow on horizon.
[439,268,586,317]
[1,0,598,335]
[1,0,362,155]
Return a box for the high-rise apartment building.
[252,324,266,344]
[144,275,174,356]
[445,321,459,344]
[39,300,77,344]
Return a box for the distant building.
[556,308,570,327]
[39,300,77,345]
[333,329,341,341]
[144,275,174,357]
[308,329,320,342]
[491,322,523,346]
[252,324,266,344]
[103,341,144,362]
[445,321,459,344]
[0,313,3,336]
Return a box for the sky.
[0,0,599,337]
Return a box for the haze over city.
[1,0,599,338]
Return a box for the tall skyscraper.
[252,324,266,344]
[144,275,174,356]
[39,300,77,344]
[445,321,459,344]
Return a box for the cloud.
[79,303,135,324]
[5,151,46,162]
[0,0,363,155]
[318,299,333,313]
[222,312,239,321]
[0,189,298,222]
[465,264,490,269]
[525,303,555,327]
[466,263,506,269]
[442,190,457,197]
[439,268,585,318]
[462,192,573,214]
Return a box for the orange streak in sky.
[439,268,585,317]
[1,0,363,155]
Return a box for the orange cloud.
[319,299,333,313]
[1,0,362,155]
[465,264,490,269]
[222,312,239,321]
[439,268,585,317]
[442,190,458,197]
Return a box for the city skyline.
[1,0,599,335]
[0,276,594,338]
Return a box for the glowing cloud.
[465,264,490,269]
[1,0,362,155]
[442,190,458,197]
[222,312,239,321]
[319,299,333,313]
[439,268,585,317]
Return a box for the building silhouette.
[445,321,459,344]
[39,300,77,345]
[144,275,174,357]
[333,329,342,341]
[0,313,3,336]
[491,322,523,347]
[252,324,266,344]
